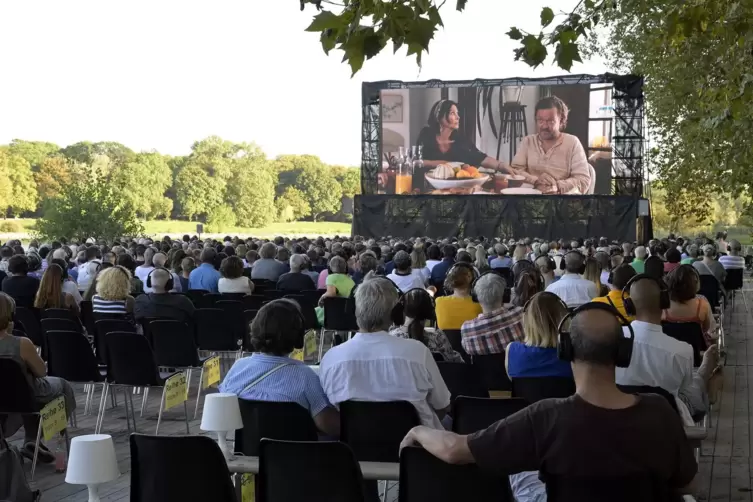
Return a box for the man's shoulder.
[561,133,584,148]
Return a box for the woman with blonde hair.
[512,245,528,263]
[410,246,427,280]
[34,263,80,315]
[583,256,608,296]
[475,246,490,273]
[505,291,572,379]
[92,266,135,317]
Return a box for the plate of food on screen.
[500,187,543,195]
[425,163,490,190]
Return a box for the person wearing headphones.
[460,273,524,355]
[615,275,720,422]
[534,255,557,288]
[545,251,598,308]
[401,304,698,500]
[592,264,637,321]
[134,268,195,325]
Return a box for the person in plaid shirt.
[461,273,524,355]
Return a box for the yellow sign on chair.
[290,348,304,361]
[303,330,318,359]
[164,372,188,410]
[202,356,221,389]
[41,396,67,441]
[241,473,255,502]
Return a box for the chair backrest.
[201,293,223,308]
[95,318,137,365]
[542,473,674,502]
[725,268,744,291]
[340,400,420,462]
[263,289,285,301]
[322,297,358,332]
[13,306,43,348]
[697,274,721,310]
[617,385,679,414]
[431,352,445,362]
[660,322,704,366]
[242,295,267,311]
[130,434,236,502]
[80,300,96,339]
[149,320,200,368]
[0,357,37,413]
[511,377,576,404]
[220,292,248,301]
[587,163,597,194]
[106,332,161,386]
[236,400,319,456]
[40,307,78,322]
[259,440,365,502]
[452,396,528,435]
[284,295,319,330]
[298,290,323,307]
[492,267,514,286]
[195,308,242,352]
[185,289,209,307]
[472,353,512,392]
[399,446,513,502]
[41,317,83,336]
[45,330,103,383]
[442,330,470,362]
[437,362,488,402]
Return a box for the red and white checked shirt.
[460,306,525,355]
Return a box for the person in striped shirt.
[91,266,135,318]
[719,240,745,270]
[461,273,524,355]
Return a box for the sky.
[0,0,607,166]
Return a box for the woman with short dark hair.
[663,264,716,343]
[1,255,40,308]
[220,299,339,436]
[218,256,254,295]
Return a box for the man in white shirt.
[545,251,597,307]
[319,272,451,429]
[719,240,745,270]
[616,277,719,421]
[386,251,426,293]
[76,246,101,293]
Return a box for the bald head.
[628,277,662,317]
[153,252,168,268]
[150,268,172,293]
[571,308,623,366]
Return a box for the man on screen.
[508,96,592,195]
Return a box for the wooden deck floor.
[13,286,753,501]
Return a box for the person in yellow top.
[592,264,637,322]
[435,263,482,330]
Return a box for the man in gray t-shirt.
[693,244,727,291]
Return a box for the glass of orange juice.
[395,174,412,194]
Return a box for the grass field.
[0,218,352,241]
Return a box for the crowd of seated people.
[0,230,745,498]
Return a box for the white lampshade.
[65,434,120,485]
[200,393,243,432]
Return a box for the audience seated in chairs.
[663,265,717,345]
[389,288,463,363]
[91,266,136,321]
[34,263,80,317]
[276,254,316,292]
[133,268,195,324]
[51,258,82,307]
[317,256,355,305]
[643,255,665,282]
[630,245,648,274]
[489,243,513,270]
[178,257,194,292]
[693,244,727,289]
[188,248,221,293]
[592,264,637,321]
[534,254,557,289]
[0,292,76,463]
[430,245,457,288]
[719,239,745,271]
[1,255,41,308]
[401,303,698,501]
[351,251,377,286]
[546,251,598,308]
[434,263,481,330]
[116,253,144,295]
[319,272,451,429]
[218,256,254,295]
[461,273,523,356]
[387,251,426,293]
[150,252,182,293]
[511,268,544,308]
[251,242,287,282]
[220,299,339,436]
[616,274,721,424]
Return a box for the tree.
[0,151,15,214]
[586,0,753,221]
[5,155,38,215]
[275,186,312,222]
[60,141,134,167]
[35,166,144,241]
[205,205,237,234]
[111,152,173,219]
[226,159,277,228]
[295,164,342,221]
[35,156,73,201]
[299,0,603,74]
[331,166,361,198]
[7,140,59,169]
[174,164,224,220]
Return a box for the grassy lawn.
[0,218,352,240]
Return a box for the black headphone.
[444,262,479,296]
[534,254,556,275]
[515,267,545,293]
[523,291,569,313]
[146,267,174,292]
[348,275,405,326]
[621,273,670,315]
[559,250,585,273]
[557,302,635,368]
[470,269,508,304]
[394,287,436,327]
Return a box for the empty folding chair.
[511,377,575,404]
[340,400,419,462]
[452,396,528,435]
[437,362,488,402]
[185,289,209,307]
[472,353,513,393]
[236,399,319,456]
[94,318,137,365]
[14,306,44,352]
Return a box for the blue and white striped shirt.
[220,353,331,417]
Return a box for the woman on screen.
[416,100,511,172]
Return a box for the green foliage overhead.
[111,152,173,219]
[7,140,60,169]
[35,166,144,242]
[4,154,38,216]
[0,151,15,214]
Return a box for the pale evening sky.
[0,0,606,166]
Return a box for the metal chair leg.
[29,415,42,480]
[96,383,110,434]
[156,386,168,435]
[127,388,138,433]
[140,387,150,417]
[194,366,206,419]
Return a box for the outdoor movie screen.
[378,83,614,196]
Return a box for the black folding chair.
[320,297,359,362]
[41,317,84,337]
[97,332,188,435]
[725,268,745,311]
[399,446,513,502]
[661,321,706,366]
[542,473,676,502]
[221,292,248,301]
[242,309,259,350]
[264,289,286,301]
[299,289,324,307]
[451,396,528,435]
[130,434,236,502]
[94,318,137,365]
[437,362,488,402]
[443,330,470,363]
[13,306,43,351]
[45,330,107,417]
[242,295,267,311]
[201,293,223,308]
[492,267,514,287]
[284,294,318,330]
[236,399,319,456]
[185,289,209,307]
[259,440,366,502]
[472,353,512,392]
[698,274,722,311]
[80,300,96,338]
[40,307,80,322]
[511,377,576,404]
[195,308,243,354]
[340,400,420,463]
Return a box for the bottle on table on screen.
[396,146,413,194]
